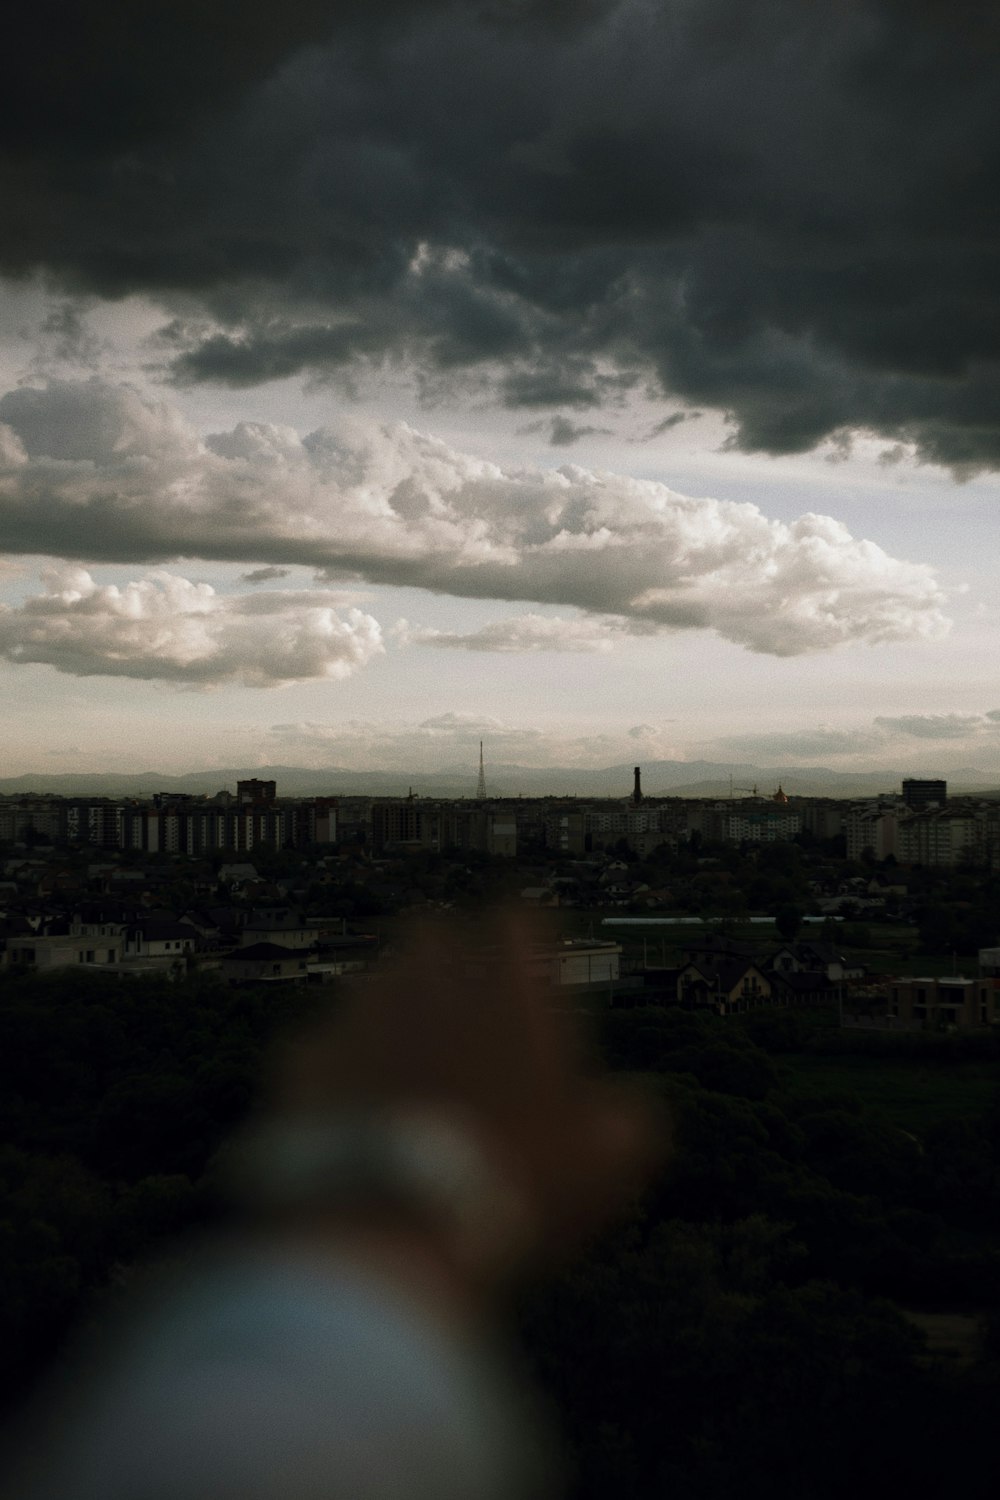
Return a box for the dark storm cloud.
[2,2,603,154]
[5,1,1000,467]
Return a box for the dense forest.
[2,969,1000,1498]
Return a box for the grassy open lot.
[778,1053,1000,1133]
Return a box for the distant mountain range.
[2,760,999,800]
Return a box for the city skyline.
[0,758,994,804]
[3,4,999,778]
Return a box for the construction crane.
[728,775,759,799]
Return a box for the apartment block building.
[115,798,338,855]
[687,799,801,845]
[371,800,517,856]
[544,810,587,854]
[896,810,978,867]
[902,779,947,808]
[0,798,65,843]
[845,804,898,861]
[799,801,845,840]
[725,808,802,842]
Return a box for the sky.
[2,0,999,783]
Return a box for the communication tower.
[476,741,487,800]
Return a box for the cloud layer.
[717,712,1000,764]
[4,2,1000,467]
[873,712,1000,741]
[264,712,675,773]
[0,567,383,685]
[396,613,618,653]
[0,379,948,658]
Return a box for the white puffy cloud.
[0,378,949,657]
[0,568,383,686]
[395,612,618,653]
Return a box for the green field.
[778,1053,1000,1133]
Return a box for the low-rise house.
[455,937,633,1001]
[520,886,560,907]
[768,942,864,986]
[889,975,1000,1029]
[222,942,310,983]
[979,947,1000,978]
[245,905,301,927]
[8,933,124,968]
[240,920,319,951]
[313,932,378,975]
[69,916,128,952]
[179,909,224,944]
[124,921,197,960]
[543,940,622,987]
[677,960,773,1015]
[769,970,843,1008]
[769,941,841,977]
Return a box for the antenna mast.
[476,740,487,800]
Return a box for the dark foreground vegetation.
[3,969,1000,1498]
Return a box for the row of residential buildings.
[0,782,339,854]
[4,774,1000,867]
[4,827,1000,1027]
[844,798,1000,868]
[3,900,379,985]
[632,931,1000,1029]
[1,880,637,999]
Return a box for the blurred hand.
[268,909,664,1272]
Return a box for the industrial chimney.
[632,765,643,805]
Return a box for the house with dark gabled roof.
[769,941,847,976]
[677,960,772,1016]
[767,941,865,992]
